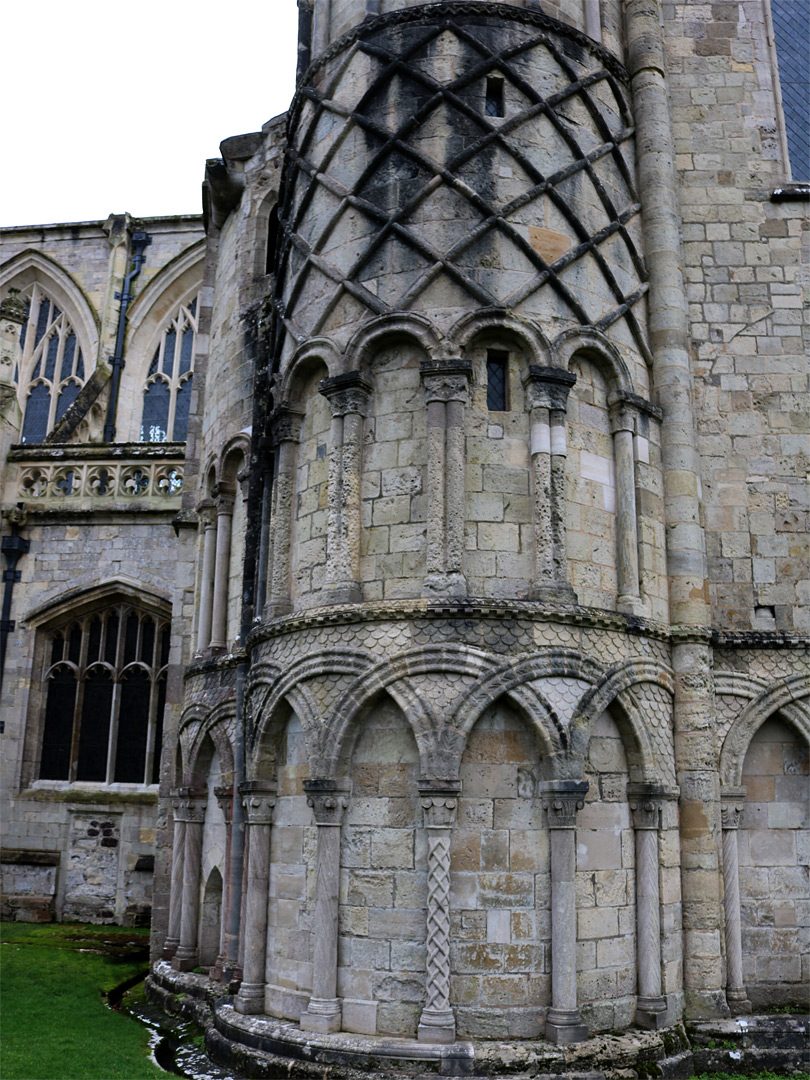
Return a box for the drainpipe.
[0,506,30,700]
[103,230,151,443]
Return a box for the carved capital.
[198,500,217,529]
[538,779,589,828]
[627,784,674,830]
[270,404,304,445]
[214,786,234,822]
[418,778,461,829]
[303,778,350,826]
[420,358,472,404]
[239,780,278,825]
[609,400,636,435]
[524,366,576,412]
[319,371,373,417]
[174,787,207,824]
[214,490,236,515]
[720,787,746,830]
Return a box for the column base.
[301,998,342,1034]
[234,982,265,1015]
[423,572,467,598]
[418,1008,456,1044]
[545,1008,588,1045]
[684,989,731,1019]
[161,939,179,961]
[531,582,578,605]
[264,599,292,619]
[321,581,362,605]
[172,946,199,972]
[726,988,753,1015]
[617,594,645,616]
[635,996,669,1030]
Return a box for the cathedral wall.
[662,0,810,632]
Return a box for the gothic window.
[38,604,169,785]
[140,296,198,443]
[772,0,810,179]
[16,283,87,443]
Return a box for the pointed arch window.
[16,283,87,443]
[141,296,198,443]
[38,603,169,786]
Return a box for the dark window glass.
[148,349,160,378]
[76,668,113,782]
[152,678,167,784]
[772,0,810,179]
[173,377,192,441]
[140,619,155,665]
[105,615,119,664]
[162,330,176,376]
[115,670,151,783]
[44,333,59,382]
[68,625,82,664]
[21,383,51,443]
[87,618,102,664]
[160,626,170,667]
[56,380,80,422]
[60,332,76,382]
[39,667,77,780]
[50,635,64,665]
[179,327,194,376]
[141,380,170,442]
[485,76,504,117]
[34,299,51,347]
[486,350,509,411]
[18,299,31,351]
[124,614,139,664]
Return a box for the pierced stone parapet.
[9,446,184,505]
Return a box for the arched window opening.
[140,295,198,443]
[266,206,280,275]
[15,283,87,443]
[38,603,170,786]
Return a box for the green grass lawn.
[0,922,166,1080]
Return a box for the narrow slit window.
[485,76,505,118]
[486,350,509,411]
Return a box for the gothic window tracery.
[38,603,169,786]
[16,283,87,443]
[140,296,198,443]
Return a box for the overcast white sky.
[1,1,299,227]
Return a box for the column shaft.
[196,515,217,654]
[629,788,668,1028]
[610,410,643,615]
[445,399,466,579]
[530,405,553,589]
[268,438,296,616]
[209,495,234,650]
[172,794,206,971]
[549,410,570,590]
[212,787,234,982]
[162,804,186,959]
[425,399,446,579]
[417,780,460,1045]
[235,783,276,1014]
[721,794,752,1013]
[300,781,349,1034]
[540,781,588,1045]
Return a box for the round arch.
[720,675,810,787]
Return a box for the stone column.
[172,790,207,972]
[417,778,461,1044]
[235,781,277,1014]
[609,399,643,616]
[628,785,668,1028]
[266,406,303,619]
[625,0,726,1018]
[196,505,217,655]
[254,440,275,616]
[539,780,589,1045]
[720,789,752,1014]
[300,779,350,1034]
[209,487,235,650]
[162,793,186,960]
[319,372,372,605]
[420,359,471,598]
[524,367,577,604]
[211,786,234,982]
